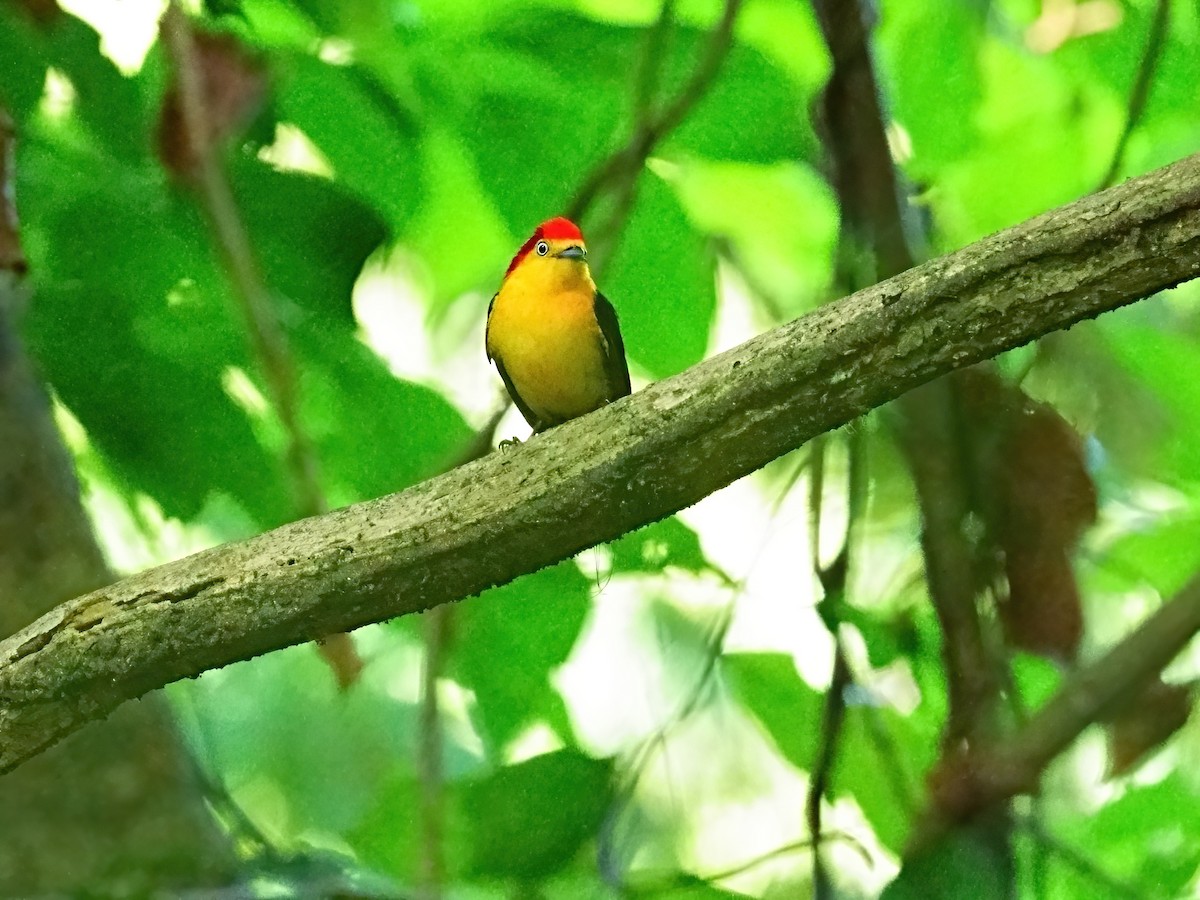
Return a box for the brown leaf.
[1106,678,1193,777]
[316,632,364,691]
[998,545,1083,663]
[0,109,27,279]
[157,25,266,179]
[956,369,1097,660]
[9,0,61,25]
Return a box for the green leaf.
[1101,511,1200,599]
[608,516,714,576]
[20,139,293,524]
[839,604,904,669]
[21,130,396,526]
[401,126,513,309]
[231,157,389,324]
[348,773,425,881]
[173,641,481,840]
[274,52,420,227]
[449,561,592,754]
[826,605,944,850]
[1011,652,1063,711]
[1101,320,1200,488]
[879,1,983,172]
[0,6,49,122]
[882,828,1011,900]
[1124,8,1200,176]
[49,14,152,164]
[463,749,614,880]
[295,329,472,506]
[929,35,1115,246]
[217,0,324,49]
[835,691,936,852]
[458,14,634,236]
[1055,773,1200,897]
[723,653,823,770]
[604,171,716,377]
[351,771,475,883]
[668,159,837,315]
[1051,0,1185,152]
[725,649,936,852]
[664,32,814,164]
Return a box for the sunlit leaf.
[879,1,983,173]
[723,652,823,770]
[449,561,592,755]
[273,52,420,227]
[664,32,815,165]
[608,516,714,576]
[669,159,837,315]
[1055,773,1200,896]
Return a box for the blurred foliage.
[4,0,1200,896]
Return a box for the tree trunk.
[0,280,235,891]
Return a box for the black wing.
[493,355,542,431]
[484,293,496,361]
[594,291,632,400]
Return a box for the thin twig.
[566,0,744,225]
[804,431,865,899]
[160,4,362,686]
[633,0,677,120]
[417,605,449,900]
[161,5,323,519]
[807,645,849,899]
[698,832,871,885]
[1096,0,1171,190]
[599,601,734,885]
[804,436,833,897]
[625,832,871,896]
[912,573,1200,848]
[5,150,1200,774]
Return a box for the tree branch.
[565,0,743,224]
[893,383,1002,745]
[915,572,1200,847]
[2,153,1200,774]
[1096,0,1171,191]
[161,4,363,686]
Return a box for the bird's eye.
[535,240,549,256]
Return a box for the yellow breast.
[487,263,612,427]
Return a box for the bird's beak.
[556,245,587,260]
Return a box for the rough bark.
[2,151,1200,775]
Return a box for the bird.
[485,216,631,434]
